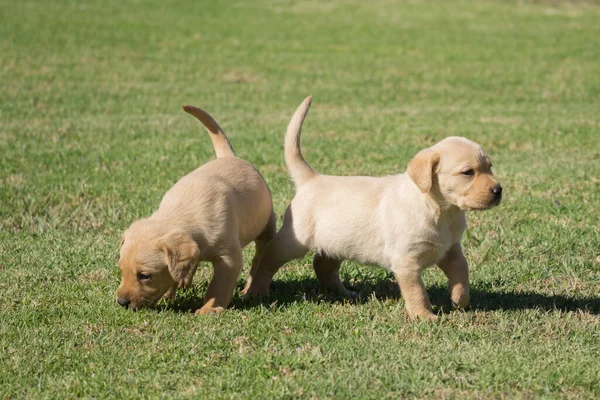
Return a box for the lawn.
[1,0,599,398]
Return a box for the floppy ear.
[118,232,127,260]
[407,148,440,193]
[159,231,200,282]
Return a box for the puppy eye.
[461,169,474,176]
[138,273,151,281]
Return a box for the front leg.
[437,243,470,309]
[196,248,243,315]
[162,282,178,300]
[179,263,198,289]
[392,258,436,320]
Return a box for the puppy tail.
[285,96,317,186]
[182,105,236,158]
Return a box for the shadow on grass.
[158,278,600,315]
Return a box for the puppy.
[243,97,502,319]
[116,105,275,314]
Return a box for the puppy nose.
[117,297,130,308]
[491,184,503,196]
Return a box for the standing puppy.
[243,97,502,319]
[116,106,275,314]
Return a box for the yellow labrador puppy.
[243,97,502,319]
[116,106,275,314]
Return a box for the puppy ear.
[119,229,130,248]
[159,231,200,282]
[117,236,125,260]
[407,148,440,193]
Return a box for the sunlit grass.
[1,0,599,397]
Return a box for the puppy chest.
[405,227,455,267]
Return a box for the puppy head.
[408,137,502,211]
[116,219,200,310]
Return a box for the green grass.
[1,0,600,398]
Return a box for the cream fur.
[116,105,275,314]
[243,97,502,319]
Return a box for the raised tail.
[182,105,235,158]
[285,96,317,186]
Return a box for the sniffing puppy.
[116,106,275,314]
[243,97,502,319]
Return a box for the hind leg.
[242,207,308,297]
[313,254,356,297]
[244,212,276,291]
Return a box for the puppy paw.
[241,284,270,298]
[341,289,358,298]
[162,284,178,300]
[178,277,194,290]
[407,308,438,321]
[451,290,470,309]
[195,306,225,315]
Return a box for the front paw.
[195,306,225,315]
[162,284,178,300]
[451,287,470,309]
[407,307,439,321]
[178,276,194,290]
[241,281,270,297]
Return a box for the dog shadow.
[159,277,600,315]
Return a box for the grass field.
[1,0,600,398]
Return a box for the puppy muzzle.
[491,184,503,206]
[117,297,131,308]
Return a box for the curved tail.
[182,105,235,158]
[285,96,317,186]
